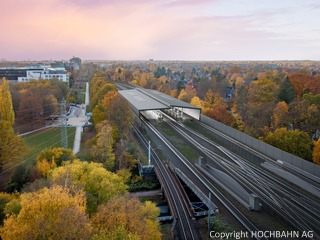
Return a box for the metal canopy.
[141,88,201,109]
[118,89,169,111]
[119,88,201,120]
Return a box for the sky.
[1,0,320,61]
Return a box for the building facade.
[0,66,69,83]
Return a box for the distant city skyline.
[1,0,320,61]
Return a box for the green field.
[23,127,76,162]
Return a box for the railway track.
[138,115,266,240]
[161,112,320,239]
[133,123,199,240]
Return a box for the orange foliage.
[101,91,119,109]
[289,73,320,97]
[313,138,320,165]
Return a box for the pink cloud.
[0,0,319,60]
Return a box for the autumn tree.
[272,101,289,129]
[36,148,76,177]
[0,186,92,240]
[190,96,202,108]
[106,93,133,137]
[0,192,20,225]
[91,196,161,240]
[92,103,108,125]
[15,85,58,131]
[313,138,320,165]
[50,160,128,215]
[0,78,14,126]
[202,90,234,126]
[90,75,116,110]
[288,99,320,135]
[263,128,313,161]
[88,120,115,169]
[92,226,140,240]
[288,73,320,98]
[0,78,26,170]
[178,85,197,103]
[242,78,278,136]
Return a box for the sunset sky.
[1,0,320,61]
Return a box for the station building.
[119,88,201,120]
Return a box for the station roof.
[140,89,201,109]
[118,89,169,111]
[118,88,201,111]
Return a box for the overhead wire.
[0,128,76,176]
[2,74,87,176]
[12,78,82,132]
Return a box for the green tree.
[278,76,295,104]
[263,128,313,161]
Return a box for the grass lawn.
[0,127,76,191]
[23,127,76,162]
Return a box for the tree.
[247,78,279,108]
[0,186,92,240]
[190,96,202,108]
[16,88,44,131]
[0,121,26,171]
[0,77,26,169]
[88,120,115,170]
[313,138,320,165]
[288,73,320,97]
[278,76,295,104]
[92,103,108,125]
[36,148,76,177]
[272,101,289,129]
[178,85,196,103]
[50,160,128,215]
[288,99,320,135]
[106,94,133,137]
[263,128,313,161]
[0,192,20,225]
[0,78,14,126]
[91,196,161,240]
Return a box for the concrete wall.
[201,115,320,178]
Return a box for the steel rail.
[140,117,265,240]
[162,114,320,239]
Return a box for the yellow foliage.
[190,96,202,108]
[313,138,320,165]
[50,160,128,206]
[36,157,57,177]
[92,196,161,240]
[0,186,91,240]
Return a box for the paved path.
[72,82,89,154]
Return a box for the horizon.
[1,0,320,61]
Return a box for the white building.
[17,66,69,83]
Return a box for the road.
[69,82,90,153]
